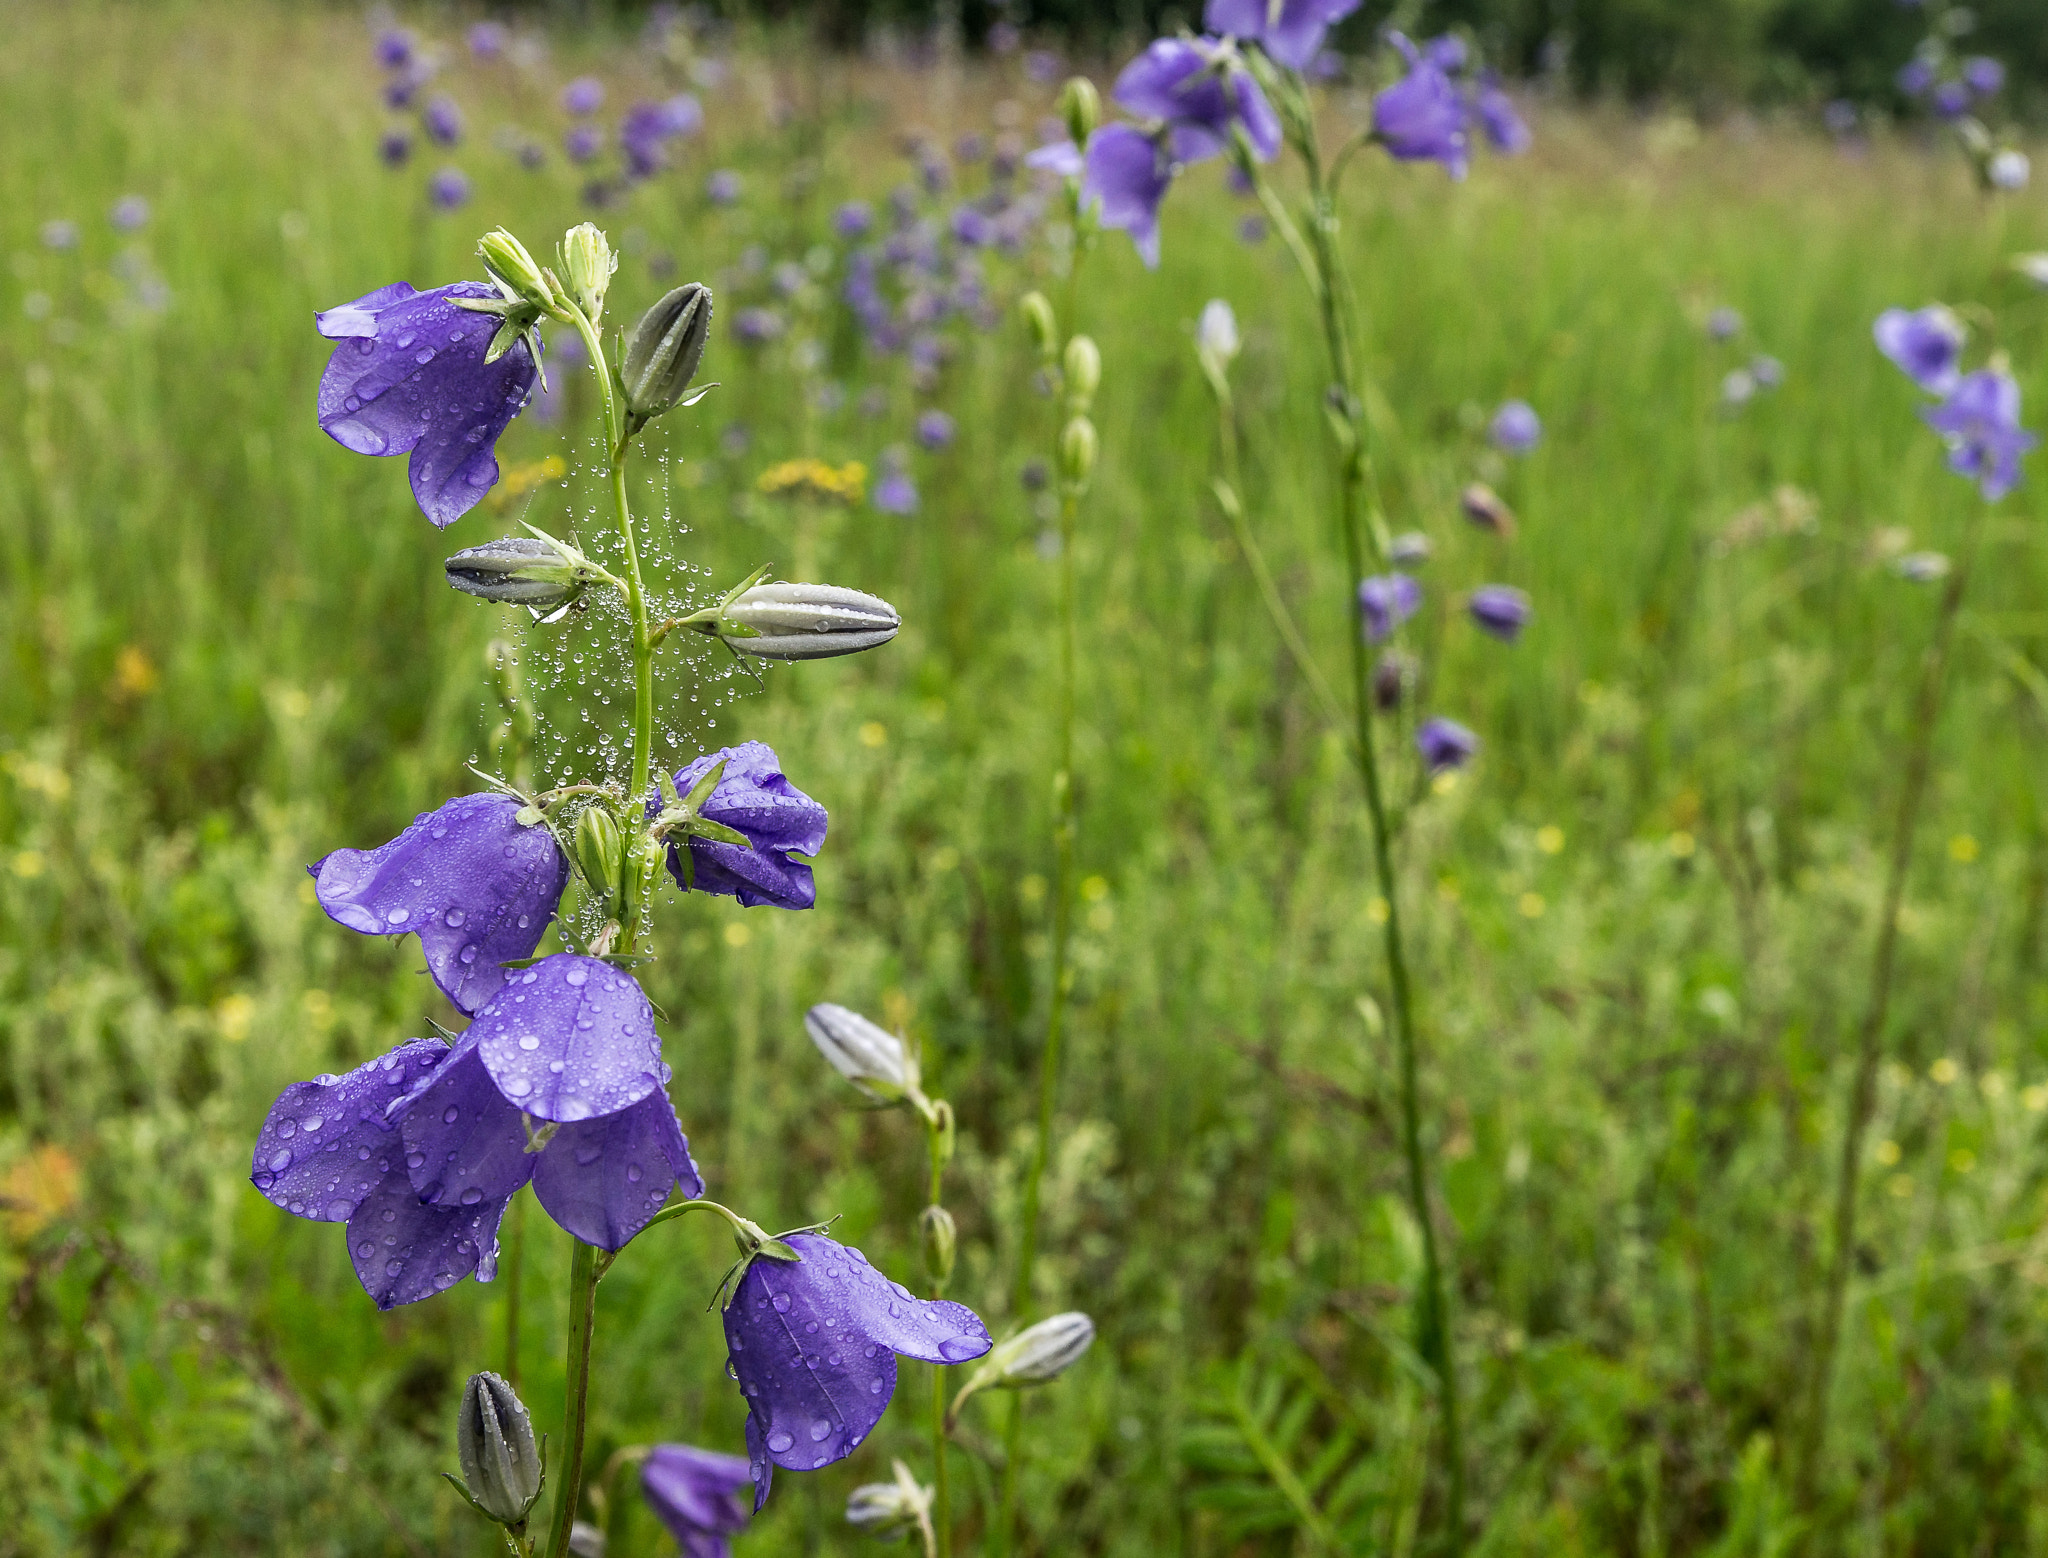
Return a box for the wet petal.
[250,1038,448,1219]
[310,793,567,1017]
[472,955,665,1123]
[344,1164,507,1310]
[743,1417,775,1513]
[396,1043,536,1209]
[531,1090,703,1250]
[640,1443,753,1552]
[665,742,827,911]
[779,1234,991,1364]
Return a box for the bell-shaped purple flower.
[727,1234,990,1508]
[664,742,828,910]
[1083,124,1175,267]
[1873,305,1965,395]
[1204,0,1361,72]
[1112,37,1281,165]
[1921,369,2038,502]
[562,77,605,116]
[1468,585,1532,642]
[1373,36,1468,178]
[1416,716,1479,775]
[1471,73,1530,154]
[641,1444,754,1558]
[1490,399,1542,453]
[316,280,539,527]
[1359,573,1422,642]
[309,792,568,1016]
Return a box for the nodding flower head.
[1416,716,1479,775]
[1203,0,1362,72]
[640,1444,754,1558]
[1489,398,1542,453]
[1373,34,1469,178]
[660,742,828,910]
[1468,584,1532,642]
[726,1234,989,1509]
[1874,305,1967,395]
[1083,124,1175,268]
[1920,369,2038,502]
[1112,36,1281,166]
[1358,573,1422,643]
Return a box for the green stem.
[1792,518,1982,1518]
[927,1120,953,1558]
[504,1191,526,1390]
[541,1239,601,1558]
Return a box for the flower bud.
[619,830,665,921]
[557,222,617,323]
[705,581,901,661]
[575,806,624,899]
[845,1461,933,1540]
[1019,291,1058,360]
[804,1002,917,1102]
[1059,415,1098,486]
[622,282,714,433]
[446,536,594,608]
[1063,335,1101,409]
[478,228,558,314]
[1059,76,1101,149]
[1196,299,1239,371]
[1372,650,1413,712]
[919,1204,957,1286]
[948,1312,1095,1426]
[1388,531,1432,566]
[568,1523,607,1558]
[1460,482,1516,537]
[455,1371,544,1528]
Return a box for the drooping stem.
[1792,518,1982,1516]
[1255,131,1463,1550]
[542,1238,602,1558]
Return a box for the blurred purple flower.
[989,21,1021,54]
[40,218,78,251]
[1931,80,1970,120]
[1238,214,1268,243]
[109,195,149,231]
[1921,369,2037,501]
[1358,573,1422,641]
[834,201,874,239]
[565,124,604,163]
[707,169,743,205]
[1113,36,1281,164]
[468,21,509,59]
[1706,306,1742,342]
[1026,137,1086,179]
[1962,56,2005,97]
[428,166,472,209]
[1489,399,1542,453]
[1423,34,1469,73]
[1873,305,1964,394]
[1203,0,1361,72]
[314,278,537,526]
[1373,35,1468,177]
[423,95,464,146]
[1471,74,1530,154]
[916,409,956,450]
[952,205,995,247]
[642,1444,754,1557]
[1896,58,1934,97]
[309,792,567,1014]
[1468,585,1532,642]
[380,129,413,167]
[663,742,828,910]
[1751,354,1785,389]
[562,76,605,116]
[374,28,415,69]
[1084,123,1175,267]
[873,449,920,515]
[732,307,784,344]
[728,1234,989,1508]
[1416,717,1479,774]
[1024,50,1062,83]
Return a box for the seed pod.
[708,581,901,661]
[621,282,714,433]
[446,536,591,607]
[1063,335,1101,409]
[919,1204,957,1286]
[574,806,624,899]
[804,1002,916,1102]
[557,221,617,323]
[455,1372,544,1528]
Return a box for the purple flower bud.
[916,409,956,450]
[1468,584,1532,641]
[1873,305,1964,394]
[561,76,605,116]
[1373,36,1468,177]
[642,1444,754,1554]
[707,169,743,205]
[1489,399,1542,453]
[109,195,149,232]
[1358,573,1421,642]
[1920,369,2038,501]
[1416,716,1479,775]
[428,166,472,210]
[423,95,464,147]
[1203,0,1362,71]
[663,742,829,910]
[374,28,414,70]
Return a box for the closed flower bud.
[702,581,901,660]
[1059,76,1102,150]
[1460,482,1516,536]
[575,806,624,899]
[948,1312,1095,1426]
[446,535,597,608]
[558,222,617,323]
[622,282,714,433]
[455,1371,544,1528]
[1063,335,1101,408]
[619,830,666,920]
[478,228,559,314]
[919,1204,957,1285]
[1372,650,1414,712]
[845,1461,933,1540]
[1019,291,1059,360]
[1060,416,1098,486]
[805,1002,918,1102]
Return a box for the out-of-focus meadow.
[4,2,2048,1553]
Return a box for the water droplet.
[355,1240,374,1258]
[518,1033,540,1051]
[277,1120,297,1139]
[565,965,588,987]
[445,908,466,928]
[869,1379,884,1393]
[387,907,409,925]
[505,1078,531,1098]
[939,1336,984,1362]
[809,1418,832,1442]
[268,1149,292,1172]
[766,1429,794,1454]
[772,1293,792,1313]
[626,1163,643,1183]
[302,1116,323,1133]
[326,1198,354,1220]
[460,946,478,963]
[407,1151,426,1170]
[804,1321,818,1335]
[461,1187,484,1206]
[443,1106,460,1124]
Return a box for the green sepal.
[484,316,525,365]
[684,817,750,849]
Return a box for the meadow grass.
[3,3,2048,1553]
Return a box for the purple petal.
[641,1444,753,1554]
[1083,124,1173,268]
[743,1417,775,1513]
[666,743,828,911]
[309,793,568,1017]
[344,1164,507,1310]
[470,955,666,1124]
[396,1042,537,1209]
[531,1090,703,1250]
[250,1039,449,1218]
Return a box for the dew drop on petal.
[461,1187,483,1206]
[766,1429,794,1454]
[268,1150,293,1172]
[772,1293,792,1313]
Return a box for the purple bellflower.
[1873,305,1965,394]
[424,95,464,146]
[1931,80,1970,120]
[1083,124,1175,267]
[873,465,921,514]
[1359,573,1422,642]
[916,409,956,450]
[1468,584,1532,642]
[562,77,605,116]
[375,28,415,70]
[663,742,828,910]
[1112,37,1282,165]
[707,170,743,205]
[1204,0,1361,71]
[315,279,540,526]
[429,166,472,210]
[380,129,413,167]
[727,1234,990,1507]
[1921,369,2038,501]
[309,792,568,1016]
[1373,35,1469,177]
[641,1444,754,1558]
[1963,56,2005,97]
[1490,399,1542,453]
[1416,716,1479,774]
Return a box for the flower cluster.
[1876,304,2037,501]
[1893,14,2028,192]
[1369,32,1529,180]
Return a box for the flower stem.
[1792,518,1982,1514]
[542,1238,601,1558]
[504,1190,526,1390]
[926,1116,953,1558]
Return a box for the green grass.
[4,3,2048,1554]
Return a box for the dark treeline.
[506,0,2047,110]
